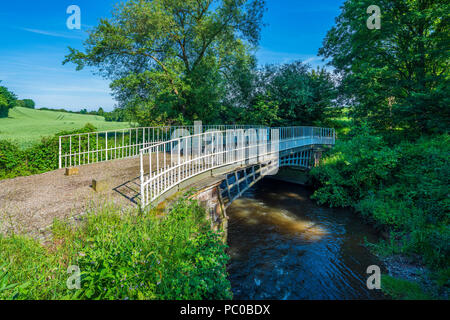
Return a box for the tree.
[15,100,25,108]
[252,61,339,126]
[0,82,17,118]
[22,99,36,109]
[319,0,449,137]
[97,107,105,117]
[64,0,266,125]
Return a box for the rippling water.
[226,178,387,300]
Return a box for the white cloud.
[21,28,84,40]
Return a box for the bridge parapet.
[58,124,264,169]
[139,126,335,208]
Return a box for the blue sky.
[0,0,344,111]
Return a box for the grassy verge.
[0,198,232,300]
[381,275,433,300]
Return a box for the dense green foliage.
[15,99,36,109]
[311,130,449,289]
[319,0,449,138]
[312,0,450,299]
[0,82,17,118]
[21,99,35,109]
[222,62,340,126]
[0,124,97,179]
[0,199,231,300]
[62,0,340,127]
[64,0,266,125]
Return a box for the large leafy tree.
[319,0,449,137]
[64,0,266,125]
[0,82,17,118]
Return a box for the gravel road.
[0,157,152,236]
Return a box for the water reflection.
[230,199,328,241]
[226,178,387,300]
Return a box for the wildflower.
[78,252,86,257]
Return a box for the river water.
[226,178,387,300]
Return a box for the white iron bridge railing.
[139,126,335,207]
[58,124,264,168]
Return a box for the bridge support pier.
[190,182,228,242]
[313,149,323,167]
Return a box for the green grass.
[381,275,433,300]
[0,107,131,148]
[0,198,232,300]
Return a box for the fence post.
[59,136,62,169]
[105,132,108,161]
[140,151,145,207]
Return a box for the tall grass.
[0,198,232,300]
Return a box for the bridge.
[58,125,335,209]
[0,124,334,237]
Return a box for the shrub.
[0,140,23,171]
[311,127,399,207]
[0,123,98,180]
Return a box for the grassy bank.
[0,199,232,300]
[0,107,130,148]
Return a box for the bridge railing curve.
[58,124,264,169]
[139,126,335,207]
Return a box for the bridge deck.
[0,156,157,237]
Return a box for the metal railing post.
[140,151,144,207]
[59,136,62,169]
[105,132,108,161]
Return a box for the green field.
[0,107,132,148]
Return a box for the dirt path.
[0,157,153,237]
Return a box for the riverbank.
[310,132,449,300]
[369,244,449,300]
